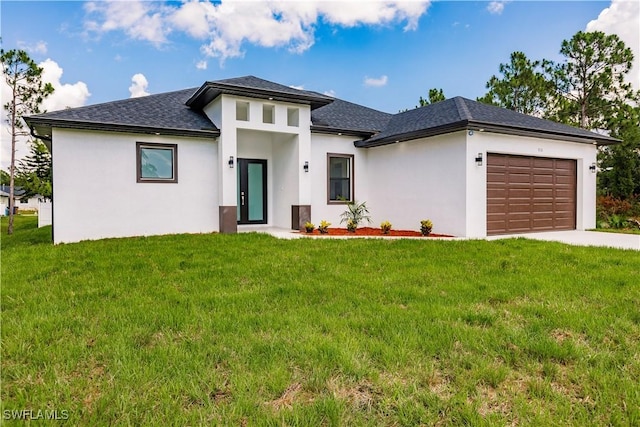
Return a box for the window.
[136,142,178,183]
[236,101,250,121]
[327,154,353,203]
[287,108,299,127]
[263,104,275,124]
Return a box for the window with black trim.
[136,142,178,183]
[327,154,353,203]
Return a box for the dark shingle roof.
[358,97,618,147]
[311,98,392,135]
[25,76,617,147]
[0,185,26,197]
[25,88,218,138]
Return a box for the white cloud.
[129,73,150,98]
[83,0,431,62]
[289,85,305,90]
[196,60,208,70]
[324,89,336,97]
[40,59,91,112]
[1,59,90,169]
[17,40,48,55]
[487,1,508,15]
[586,0,639,90]
[84,0,169,46]
[364,75,388,87]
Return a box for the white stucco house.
[25,76,616,244]
[0,185,42,216]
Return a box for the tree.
[597,103,640,198]
[401,88,446,112]
[546,31,635,130]
[15,139,52,200]
[1,48,53,234]
[477,51,553,116]
[0,170,9,185]
[418,88,446,107]
[546,31,638,200]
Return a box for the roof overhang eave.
[187,82,335,110]
[355,121,468,148]
[465,120,620,146]
[356,120,620,148]
[310,125,377,138]
[25,117,220,140]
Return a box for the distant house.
[25,76,617,243]
[0,185,41,216]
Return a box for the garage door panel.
[487,154,576,235]
[533,174,554,184]
[533,188,554,198]
[510,203,534,213]
[487,188,507,199]
[532,203,553,213]
[533,218,554,229]
[556,175,575,185]
[508,188,532,198]
[509,173,532,184]
[533,158,554,168]
[508,157,532,167]
[555,189,574,199]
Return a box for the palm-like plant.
[340,200,371,232]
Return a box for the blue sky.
[1,0,638,167]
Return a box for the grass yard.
[595,227,640,235]
[2,217,639,426]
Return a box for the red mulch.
[299,227,453,238]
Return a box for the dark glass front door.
[237,159,267,224]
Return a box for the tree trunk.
[7,78,17,235]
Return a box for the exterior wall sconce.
[475,153,483,166]
[228,156,234,168]
[303,161,309,172]
[589,163,597,173]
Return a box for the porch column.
[218,98,238,233]
[293,109,312,230]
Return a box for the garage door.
[487,154,576,235]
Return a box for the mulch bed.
[299,227,453,237]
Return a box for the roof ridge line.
[454,97,473,121]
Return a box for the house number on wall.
[538,148,543,152]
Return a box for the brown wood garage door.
[487,154,576,235]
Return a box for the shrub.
[346,219,357,233]
[318,220,331,234]
[380,221,392,234]
[304,222,315,233]
[597,195,632,216]
[340,200,371,231]
[420,219,433,236]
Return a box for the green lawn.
[595,227,640,235]
[2,217,639,426]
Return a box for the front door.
[237,159,267,224]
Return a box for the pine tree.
[1,47,54,234]
[16,139,52,200]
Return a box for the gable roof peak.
[187,75,335,110]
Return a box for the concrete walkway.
[487,230,640,250]
[239,226,639,250]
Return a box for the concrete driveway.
[487,230,640,250]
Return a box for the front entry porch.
[218,128,311,233]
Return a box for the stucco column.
[218,98,238,233]
[293,107,312,230]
